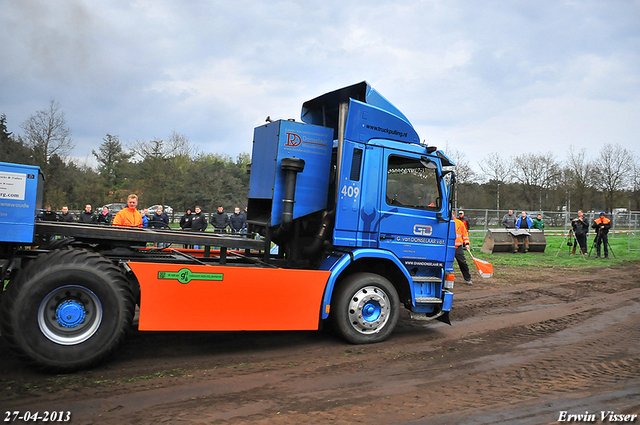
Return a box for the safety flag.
[467,248,493,278]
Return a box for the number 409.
[341,185,359,198]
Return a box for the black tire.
[1,248,134,372]
[40,237,75,250]
[331,272,399,344]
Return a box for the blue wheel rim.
[38,285,103,345]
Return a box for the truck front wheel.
[1,249,134,372]
[332,273,399,344]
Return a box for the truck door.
[378,152,449,269]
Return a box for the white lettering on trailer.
[0,171,27,201]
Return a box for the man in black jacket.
[571,210,589,255]
[149,205,169,229]
[179,208,193,230]
[79,204,96,223]
[190,206,208,232]
[211,206,230,233]
[58,206,75,223]
[39,205,58,221]
[229,207,246,233]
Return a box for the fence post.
[484,209,488,231]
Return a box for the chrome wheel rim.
[38,285,103,345]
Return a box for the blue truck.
[0,82,457,372]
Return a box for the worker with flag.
[454,216,473,285]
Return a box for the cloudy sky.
[2,0,639,174]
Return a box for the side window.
[386,155,440,210]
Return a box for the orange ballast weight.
[128,262,331,331]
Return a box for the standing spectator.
[79,204,97,224]
[180,208,193,230]
[229,207,246,233]
[211,206,230,233]
[149,205,169,229]
[571,210,589,255]
[113,195,143,228]
[454,216,472,285]
[457,210,469,231]
[39,205,58,221]
[179,208,194,249]
[190,206,208,232]
[97,206,112,225]
[501,209,516,229]
[149,205,169,248]
[592,212,612,258]
[515,211,532,229]
[58,205,75,223]
[531,214,545,230]
[141,208,149,227]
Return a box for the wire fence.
[64,208,640,251]
[461,209,639,251]
[460,208,638,231]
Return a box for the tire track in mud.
[252,292,640,423]
[411,305,640,418]
[451,290,543,321]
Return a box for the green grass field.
[469,231,640,268]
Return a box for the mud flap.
[436,310,451,325]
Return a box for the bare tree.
[444,145,476,185]
[565,146,593,211]
[592,143,634,212]
[478,152,511,184]
[442,145,477,211]
[511,152,561,211]
[167,131,198,159]
[479,152,511,211]
[20,100,74,173]
[131,133,198,208]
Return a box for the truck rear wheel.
[1,248,134,372]
[332,273,399,344]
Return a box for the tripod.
[588,230,616,259]
[555,229,585,259]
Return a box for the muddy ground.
[2,263,640,425]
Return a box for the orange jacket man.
[454,217,470,248]
[592,212,611,258]
[454,217,472,285]
[113,194,143,228]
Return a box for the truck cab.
[248,82,457,338]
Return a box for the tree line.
[2,101,639,214]
[0,102,249,213]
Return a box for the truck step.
[412,276,441,283]
[410,311,446,321]
[415,296,443,304]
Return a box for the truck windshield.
[386,155,440,210]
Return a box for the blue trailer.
[0,82,458,372]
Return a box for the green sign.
[158,268,223,284]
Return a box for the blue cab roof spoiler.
[300,81,412,136]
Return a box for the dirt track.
[2,263,640,425]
